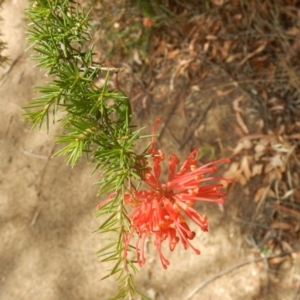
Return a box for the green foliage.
[25,1,150,299]
[198,143,216,161]
[114,89,132,125]
[131,0,158,18]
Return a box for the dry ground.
[0,1,299,300]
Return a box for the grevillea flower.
[123,118,232,269]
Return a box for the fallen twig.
[184,249,300,300]
[179,99,214,150]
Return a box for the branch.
[184,249,300,300]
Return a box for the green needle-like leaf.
[25,1,151,299]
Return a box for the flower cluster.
[123,119,232,269]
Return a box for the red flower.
[123,119,231,268]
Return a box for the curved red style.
[123,119,232,269]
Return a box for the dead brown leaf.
[226,53,242,63]
[203,42,210,53]
[238,174,247,185]
[251,164,263,177]
[216,86,236,97]
[260,88,268,101]
[233,95,244,113]
[133,49,142,65]
[263,168,283,183]
[232,95,249,134]
[234,14,242,21]
[222,162,244,187]
[288,133,300,139]
[239,41,268,66]
[232,138,252,155]
[265,64,277,86]
[199,70,209,82]
[223,161,250,186]
[271,222,293,230]
[268,256,288,265]
[241,156,251,181]
[211,0,224,6]
[274,204,300,217]
[235,112,249,134]
[219,40,233,60]
[285,27,300,36]
[286,36,300,60]
[168,50,181,59]
[231,123,245,138]
[206,34,218,40]
[294,189,300,202]
[265,154,286,173]
[281,241,296,257]
[254,139,268,159]
[254,186,271,203]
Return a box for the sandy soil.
[1,1,298,300]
